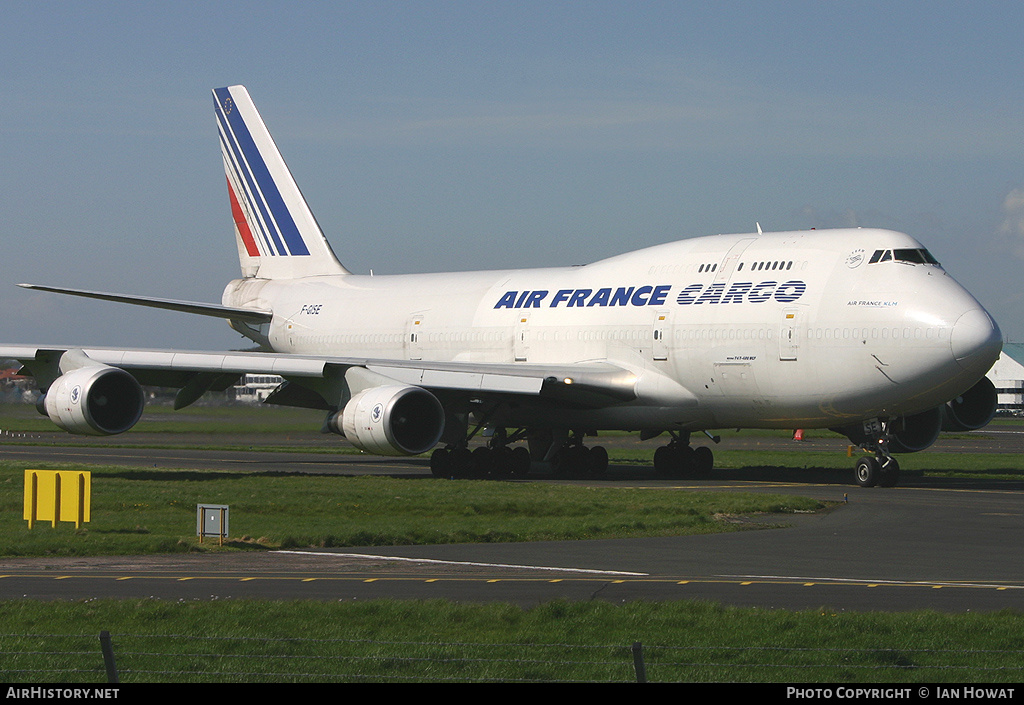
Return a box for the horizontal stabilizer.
[18,284,273,324]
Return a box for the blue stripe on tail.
[214,87,310,256]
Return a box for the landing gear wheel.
[854,456,880,487]
[653,445,673,476]
[588,446,609,479]
[691,446,714,477]
[471,446,492,478]
[654,443,705,478]
[430,448,450,478]
[878,457,900,487]
[510,446,531,478]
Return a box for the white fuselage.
[223,228,1002,432]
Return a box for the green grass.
[1,461,825,557]
[4,403,1024,684]
[2,600,1023,683]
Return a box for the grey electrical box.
[197,504,229,543]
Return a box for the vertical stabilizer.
[213,85,349,279]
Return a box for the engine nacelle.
[40,365,145,436]
[942,377,997,431]
[835,406,943,454]
[326,385,444,456]
[887,406,943,453]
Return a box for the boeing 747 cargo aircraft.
[1,86,1003,487]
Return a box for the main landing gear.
[430,427,531,479]
[429,427,610,480]
[652,431,714,478]
[549,431,609,479]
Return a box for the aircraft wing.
[0,345,639,411]
[16,284,273,324]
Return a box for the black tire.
[471,446,493,478]
[588,446,609,478]
[510,446,531,478]
[653,445,672,476]
[692,446,713,477]
[855,456,880,487]
[430,448,450,478]
[878,457,901,487]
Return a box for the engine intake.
[326,384,444,456]
[942,377,997,431]
[40,365,145,436]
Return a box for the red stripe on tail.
[226,177,260,257]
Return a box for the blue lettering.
[774,280,806,303]
[494,291,518,309]
[694,283,725,305]
[568,289,592,307]
[611,287,634,306]
[721,282,752,304]
[649,284,671,306]
[676,284,704,305]
[498,280,806,310]
[524,290,548,308]
[587,288,612,307]
[675,279,806,305]
[747,281,777,303]
[630,285,653,306]
[550,289,572,307]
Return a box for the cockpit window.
[868,248,940,266]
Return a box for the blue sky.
[3,1,1024,348]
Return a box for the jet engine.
[942,377,997,431]
[835,406,943,454]
[886,406,944,453]
[38,365,145,436]
[325,384,445,456]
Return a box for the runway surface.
[3,427,1024,612]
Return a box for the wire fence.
[3,632,1024,683]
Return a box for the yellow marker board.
[24,470,91,529]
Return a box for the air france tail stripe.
[226,177,261,257]
[219,130,281,256]
[213,88,310,257]
[215,88,308,256]
[215,104,288,256]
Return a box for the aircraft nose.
[950,308,1002,372]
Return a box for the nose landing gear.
[851,419,901,487]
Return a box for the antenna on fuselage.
[756,222,763,234]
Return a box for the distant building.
[233,374,284,403]
[988,344,1024,414]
